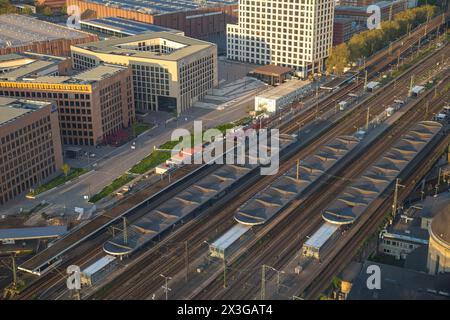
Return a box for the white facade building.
[255,79,311,113]
[227,0,335,78]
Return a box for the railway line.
[90,42,449,299]
[190,56,449,300]
[13,15,447,300]
[302,90,450,300]
[265,14,447,132]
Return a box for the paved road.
[1,90,259,216]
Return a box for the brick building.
[66,0,238,52]
[0,14,98,57]
[0,97,63,205]
[0,63,135,146]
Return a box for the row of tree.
[326,5,438,75]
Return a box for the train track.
[93,43,449,299]
[301,88,450,300]
[190,56,449,300]
[14,16,447,300]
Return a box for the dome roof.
[430,202,450,247]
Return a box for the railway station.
[104,135,295,256]
[234,135,360,225]
[323,121,443,225]
[104,164,254,256]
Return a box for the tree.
[326,43,350,75]
[343,5,438,64]
[348,33,366,61]
[380,21,400,42]
[62,163,71,178]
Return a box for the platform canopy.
[210,224,251,257]
[0,226,67,241]
[323,121,442,225]
[235,135,360,226]
[250,65,295,85]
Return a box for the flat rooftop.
[0,97,51,126]
[304,223,340,250]
[0,226,67,241]
[81,17,182,35]
[0,63,127,85]
[84,0,236,15]
[0,53,28,63]
[82,255,116,276]
[74,32,216,61]
[252,64,294,77]
[348,261,450,300]
[0,14,94,48]
[256,79,310,101]
[72,64,128,81]
[0,60,60,81]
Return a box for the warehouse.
[66,0,238,52]
[0,14,97,57]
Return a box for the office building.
[0,97,63,205]
[227,0,335,77]
[71,32,218,114]
[0,63,135,146]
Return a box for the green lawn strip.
[89,174,134,203]
[128,117,254,175]
[133,123,153,136]
[129,150,172,175]
[28,168,88,197]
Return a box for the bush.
[89,174,134,203]
[29,168,87,196]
